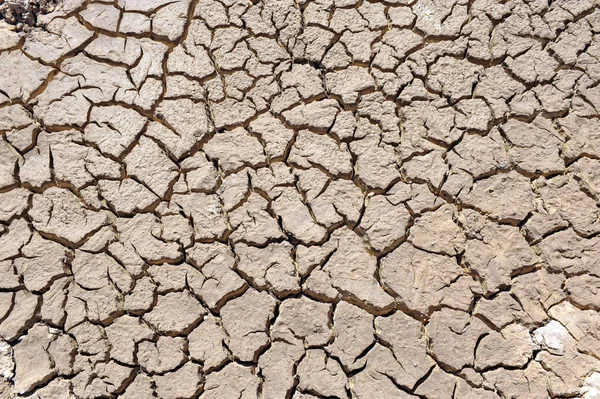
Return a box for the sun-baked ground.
[1,0,600,398]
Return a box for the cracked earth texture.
[0,0,600,398]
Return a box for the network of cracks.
[1,0,600,398]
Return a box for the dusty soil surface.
[1,0,600,398]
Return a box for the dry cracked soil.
[0,0,600,398]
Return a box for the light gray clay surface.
[1,0,600,398]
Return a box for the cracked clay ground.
[1,0,600,398]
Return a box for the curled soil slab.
[0,0,600,398]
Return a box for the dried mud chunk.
[0,50,52,102]
[125,136,178,198]
[123,277,156,315]
[380,243,465,316]
[310,179,364,228]
[0,218,30,263]
[325,66,375,104]
[297,349,348,398]
[506,45,559,84]
[144,291,206,335]
[565,274,600,310]
[475,292,531,330]
[121,374,155,399]
[304,269,339,303]
[427,308,490,372]
[79,3,120,31]
[138,336,186,374]
[535,175,600,237]
[272,187,327,244]
[84,35,142,66]
[200,363,260,399]
[322,227,395,313]
[105,315,153,365]
[229,193,284,245]
[414,0,468,37]
[211,98,257,129]
[99,179,159,215]
[154,362,203,399]
[380,28,423,60]
[410,204,465,256]
[476,324,536,371]
[152,0,192,41]
[289,130,353,176]
[147,264,189,294]
[462,218,539,294]
[273,296,332,347]
[14,234,69,293]
[474,66,526,117]
[0,290,38,341]
[29,187,109,246]
[427,57,483,101]
[72,250,132,292]
[85,106,146,158]
[375,311,434,389]
[0,188,30,223]
[116,214,182,263]
[0,293,13,323]
[73,359,134,398]
[259,341,305,398]
[538,229,600,276]
[32,76,90,127]
[220,289,276,362]
[46,130,121,189]
[282,99,339,130]
[171,193,228,242]
[188,315,229,372]
[402,150,448,188]
[69,323,107,361]
[501,117,565,175]
[461,171,535,223]
[350,134,400,190]
[571,157,600,198]
[456,379,500,399]
[236,242,299,297]
[12,324,55,395]
[181,152,219,192]
[350,344,419,398]
[40,278,69,327]
[539,348,600,397]
[186,242,247,310]
[0,138,18,190]
[203,127,266,173]
[327,301,374,371]
[69,284,122,325]
[281,63,324,99]
[153,99,212,159]
[414,366,457,399]
[446,128,510,179]
[0,260,20,290]
[455,99,492,131]
[483,361,549,399]
[292,26,334,62]
[217,170,250,211]
[359,195,411,253]
[247,114,295,160]
[558,114,600,160]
